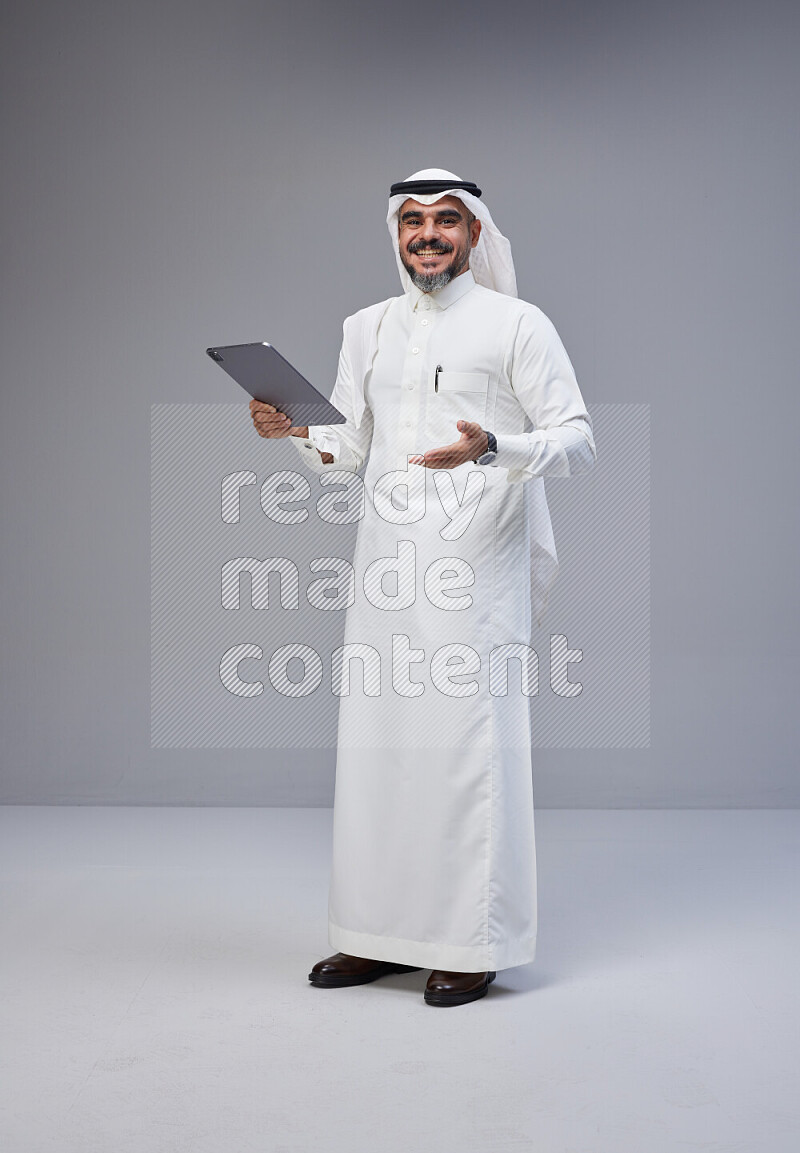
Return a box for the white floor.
[0,807,798,1153]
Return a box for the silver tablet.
[206,341,346,426]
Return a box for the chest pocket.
[428,370,490,437]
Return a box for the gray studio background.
[1,0,797,805]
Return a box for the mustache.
[407,239,454,255]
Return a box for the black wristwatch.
[474,429,498,466]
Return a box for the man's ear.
[470,217,482,248]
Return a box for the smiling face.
[397,195,482,292]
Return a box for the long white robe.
[293,269,595,971]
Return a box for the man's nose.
[420,217,440,240]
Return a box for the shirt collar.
[407,268,476,312]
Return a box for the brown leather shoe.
[424,969,497,1006]
[309,952,423,988]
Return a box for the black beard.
[406,266,454,292]
[400,240,471,293]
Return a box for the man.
[251,169,596,1007]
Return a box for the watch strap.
[473,429,497,464]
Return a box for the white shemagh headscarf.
[387,168,517,298]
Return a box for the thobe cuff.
[497,422,596,483]
[289,429,361,473]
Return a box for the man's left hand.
[408,421,488,469]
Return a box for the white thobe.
[292,269,595,971]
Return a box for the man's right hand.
[249,399,334,462]
[249,399,308,440]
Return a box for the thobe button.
[421,319,429,326]
[412,347,420,355]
